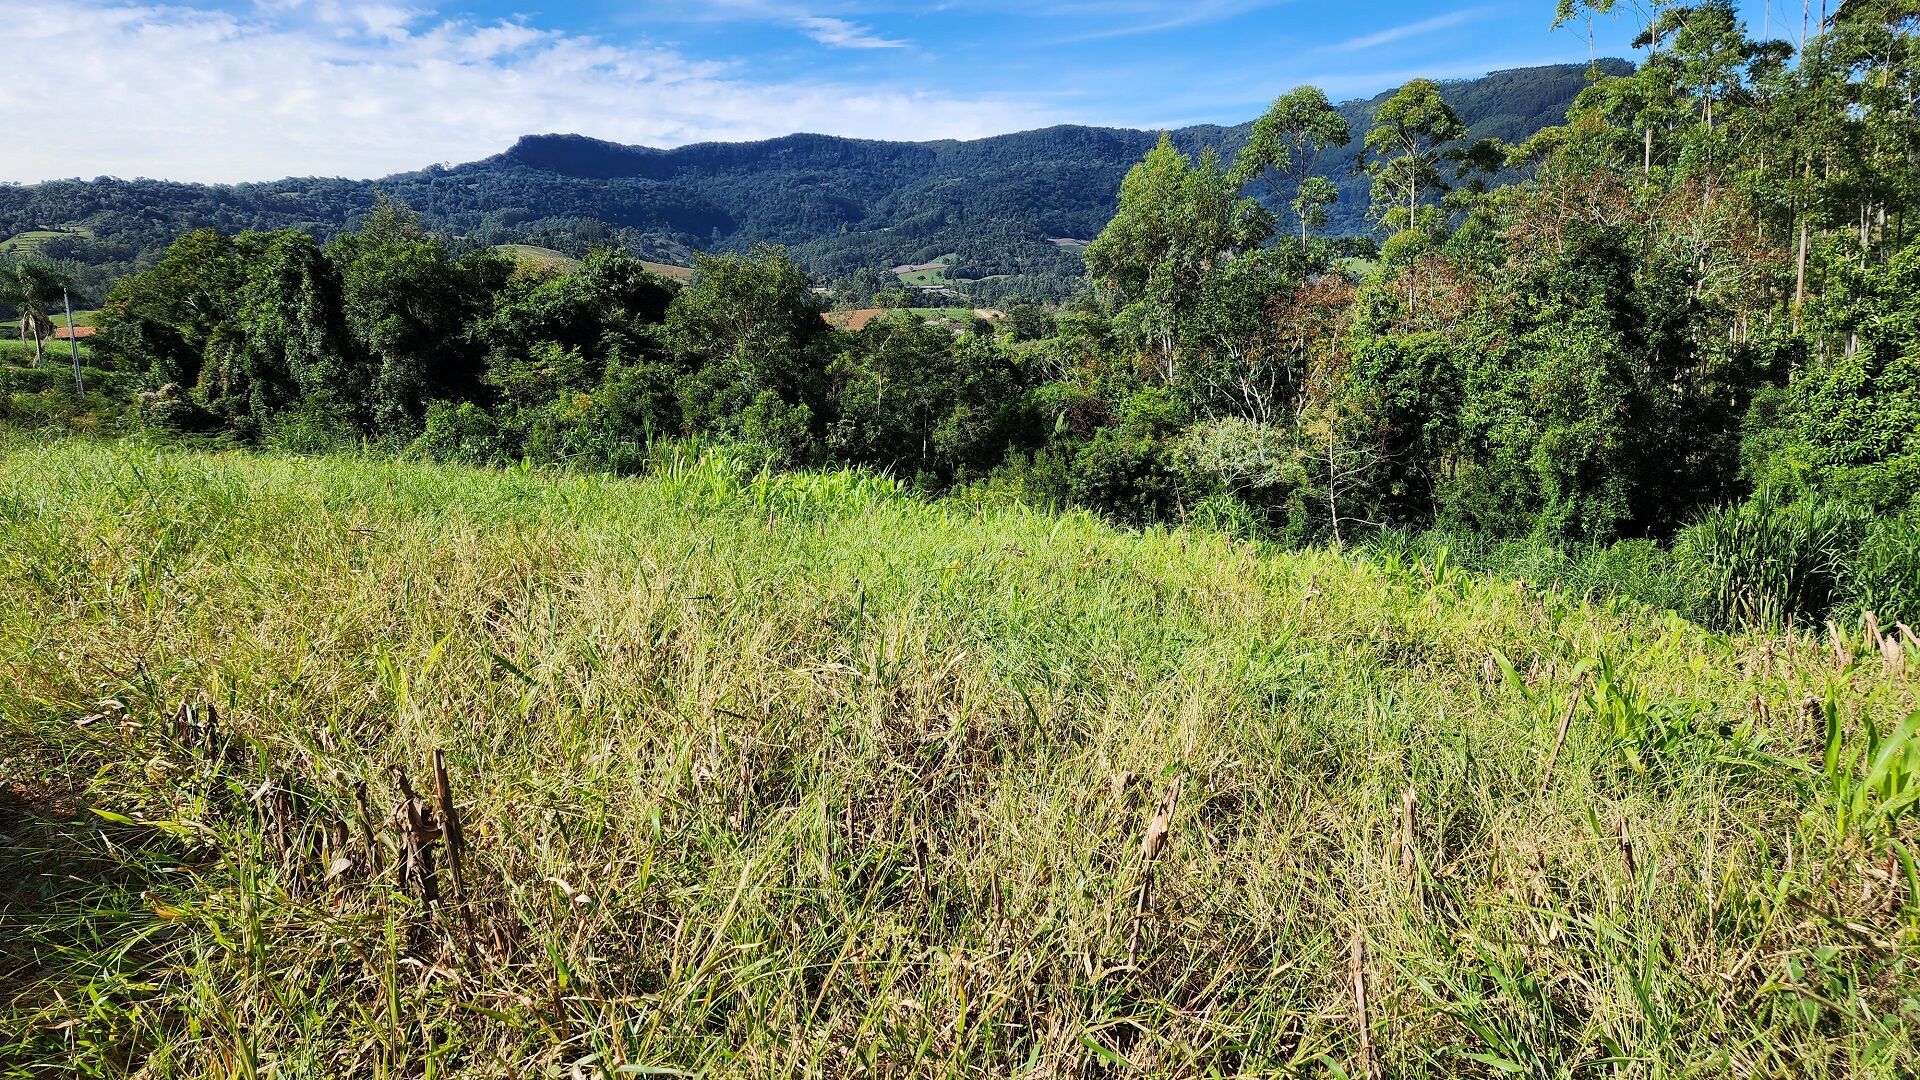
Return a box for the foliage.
[1363,78,1469,234]
[1674,492,1870,630]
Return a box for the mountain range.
[0,60,1628,302]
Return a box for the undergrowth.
[3,439,1919,1077]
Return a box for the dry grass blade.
[1139,776,1181,865]
[353,780,383,880]
[1351,933,1379,1080]
[1125,775,1183,965]
[1538,692,1580,796]
[391,766,441,909]
[1398,787,1418,879]
[433,749,478,953]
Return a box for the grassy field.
[0,338,93,367]
[895,255,958,287]
[496,245,696,283]
[905,305,984,323]
[497,243,581,272]
[3,438,1919,1076]
[0,228,94,258]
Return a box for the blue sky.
[3,0,1781,182]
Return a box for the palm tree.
[3,262,70,369]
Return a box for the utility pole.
[63,289,82,396]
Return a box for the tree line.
[0,64,1610,305]
[22,0,1920,629]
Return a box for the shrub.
[1069,429,1183,524]
[1848,514,1920,627]
[1183,491,1262,540]
[948,447,1076,512]
[416,401,512,466]
[1674,493,1869,631]
[264,397,362,456]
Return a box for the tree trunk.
[1328,427,1342,546]
[1794,220,1810,330]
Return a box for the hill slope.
[4,436,1916,1074]
[0,61,1627,299]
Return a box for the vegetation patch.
[3,438,1918,1075]
[0,227,95,258]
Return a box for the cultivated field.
[892,255,958,287]
[0,229,94,258]
[3,439,1918,1076]
[496,245,695,283]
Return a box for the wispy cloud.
[795,15,908,48]
[1050,0,1284,42]
[1333,7,1491,51]
[0,0,1053,183]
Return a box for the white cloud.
[795,15,907,48]
[0,0,1049,183]
[1332,7,1492,52]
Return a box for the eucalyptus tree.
[1085,135,1272,385]
[1232,86,1352,250]
[1362,79,1467,236]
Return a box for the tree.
[1771,236,1920,512]
[327,201,499,435]
[829,313,1035,481]
[1298,347,1390,545]
[1292,176,1341,249]
[1363,79,1467,236]
[94,229,244,403]
[664,244,829,461]
[1005,303,1054,343]
[3,262,70,369]
[1084,135,1272,383]
[1233,86,1353,250]
[234,232,349,420]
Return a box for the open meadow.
[4,437,1919,1076]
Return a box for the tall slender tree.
[1232,86,1353,250]
[1362,79,1467,236]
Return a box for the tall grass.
[1673,493,1869,631]
[1372,496,1920,636]
[3,439,1919,1077]
[1851,515,1920,627]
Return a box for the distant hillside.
[0,61,1628,301]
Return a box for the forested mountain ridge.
[0,60,1626,301]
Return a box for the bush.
[1069,429,1183,525]
[264,398,362,456]
[416,401,512,466]
[1674,493,1869,631]
[1183,491,1262,540]
[1848,514,1920,627]
[948,447,1076,512]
